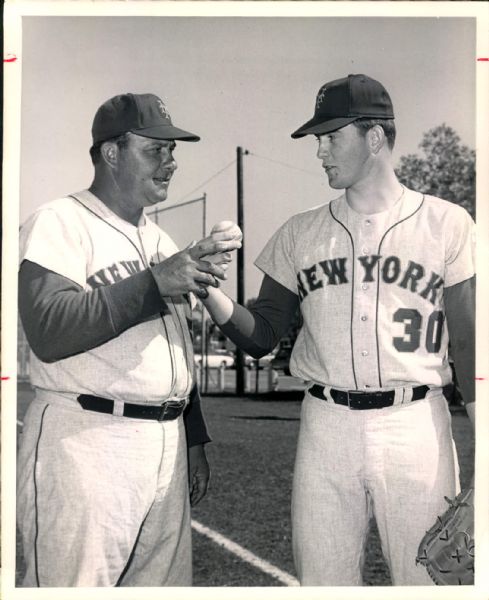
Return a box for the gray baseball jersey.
[19,189,194,403]
[255,186,475,390]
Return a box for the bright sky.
[15,10,479,299]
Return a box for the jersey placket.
[137,223,193,398]
[351,214,383,390]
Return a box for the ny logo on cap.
[316,85,328,109]
[156,99,171,121]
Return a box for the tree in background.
[395,124,475,219]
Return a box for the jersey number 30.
[393,308,444,353]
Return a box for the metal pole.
[236,147,248,395]
[203,193,207,243]
[200,195,207,393]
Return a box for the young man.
[17,92,241,587]
[202,74,475,585]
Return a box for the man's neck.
[345,167,403,215]
[89,181,143,227]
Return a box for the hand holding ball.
[205,221,242,270]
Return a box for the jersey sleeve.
[183,383,212,447]
[18,260,166,362]
[444,277,475,405]
[444,206,475,288]
[254,219,298,294]
[19,207,87,287]
[218,275,300,357]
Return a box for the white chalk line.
[191,519,299,586]
[16,420,298,586]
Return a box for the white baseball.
[211,221,242,240]
[211,220,235,233]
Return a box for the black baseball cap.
[92,93,200,144]
[291,74,394,139]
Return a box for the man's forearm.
[19,260,167,362]
[202,286,235,325]
[203,287,268,356]
[444,277,475,428]
[184,383,211,447]
[203,275,300,358]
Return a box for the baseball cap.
[291,74,394,139]
[92,93,200,144]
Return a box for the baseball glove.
[416,487,474,585]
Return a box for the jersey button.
[361,315,368,321]
[361,350,369,357]
[365,219,372,226]
[361,283,369,291]
[362,247,369,255]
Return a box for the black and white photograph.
[2,2,488,599]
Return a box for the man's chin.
[148,192,169,206]
[326,177,343,190]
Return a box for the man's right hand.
[150,233,242,298]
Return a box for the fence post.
[219,364,225,392]
[267,365,277,392]
[244,367,250,393]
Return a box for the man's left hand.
[188,444,210,506]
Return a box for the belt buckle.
[346,390,365,410]
[158,399,185,421]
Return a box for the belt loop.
[113,400,124,417]
[323,385,333,403]
[393,387,404,406]
[403,387,414,404]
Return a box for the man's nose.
[317,141,329,159]
[165,157,178,171]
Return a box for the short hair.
[352,118,396,151]
[89,132,130,165]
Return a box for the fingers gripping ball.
[416,487,474,585]
[207,221,242,269]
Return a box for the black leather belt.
[308,384,430,410]
[77,394,186,421]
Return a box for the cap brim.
[291,116,359,139]
[133,124,200,142]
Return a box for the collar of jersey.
[72,189,149,234]
[331,187,423,226]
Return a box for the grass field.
[15,384,474,587]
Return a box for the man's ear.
[100,141,119,167]
[367,125,386,155]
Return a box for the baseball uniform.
[214,185,474,585]
[252,186,475,584]
[17,189,208,586]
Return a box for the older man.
[17,93,241,587]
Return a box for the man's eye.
[146,144,175,156]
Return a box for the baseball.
[211,220,242,240]
[211,220,236,233]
